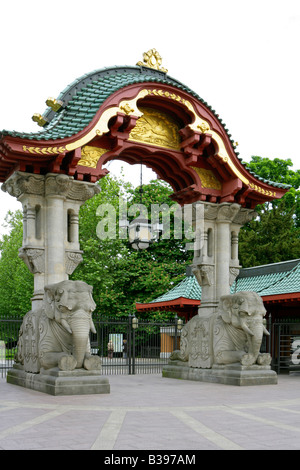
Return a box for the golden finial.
[46,97,64,112]
[137,49,168,73]
[32,113,48,127]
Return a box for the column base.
[6,364,110,396]
[162,360,278,386]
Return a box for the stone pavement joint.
[91,410,126,450]
[170,410,244,450]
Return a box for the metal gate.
[91,315,181,375]
[271,321,300,374]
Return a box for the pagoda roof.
[0,65,289,192]
[0,51,291,208]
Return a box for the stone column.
[192,201,257,313]
[184,201,257,369]
[2,172,99,310]
[215,203,241,300]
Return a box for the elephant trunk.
[68,311,91,368]
[247,319,265,360]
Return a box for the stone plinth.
[162,361,278,386]
[7,364,110,396]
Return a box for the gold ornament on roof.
[137,49,168,73]
[46,97,64,112]
[32,113,48,127]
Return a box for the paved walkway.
[0,373,300,451]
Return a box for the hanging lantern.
[129,214,153,250]
[127,163,163,250]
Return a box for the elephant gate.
[0,49,289,394]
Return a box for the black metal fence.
[2,315,300,378]
[0,316,22,378]
[0,314,182,378]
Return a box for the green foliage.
[72,174,192,321]
[0,211,33,317]
[239,157,300,267]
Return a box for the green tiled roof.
[0,64,290,190]
[231,259,300,296]
[1,66,227,142]
[149,274,201,304]
[147,259,299,306]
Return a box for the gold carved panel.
[191,167,222,190]
[78,146,107,168]
[128,107,181,150]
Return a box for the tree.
[0,211,33,316]
[239,157,300,267]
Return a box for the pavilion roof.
[231,259,300,302]
[136,259,300,312]
[135,271,201,313]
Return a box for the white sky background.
[0,0,299,234]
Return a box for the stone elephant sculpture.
[16,280,101,372]
[170,291,271,368]
[213,291,271,366]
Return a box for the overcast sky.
[0,0,299,234]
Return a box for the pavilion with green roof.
[136,259,300,323]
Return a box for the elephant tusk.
[90,318,97,334]
[263,326,270,336]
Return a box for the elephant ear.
[43,285,56,319]
[219,296,232,323]
[43,284,63,323]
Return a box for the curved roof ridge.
[0,64,291,190]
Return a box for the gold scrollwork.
[249,182,276,197]
[78,146,108,168]
[23,145,66,155]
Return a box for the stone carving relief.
[65,251,84,275]
[18,248,45,274]
[16,280,101,373]
[192,265,214,286]
[229,267,240,286]
[1,173,45,198]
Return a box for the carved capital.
[229,266,240,286]
[2,172,45,198]
[217,203,241,222]
[19,248,45,274]
[45,174,100,202]
[192,264,214,286]
[65,251,83,275]
[233,208,258,225]
[66,180,100,202]
[45,174,71,197]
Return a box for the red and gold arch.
[0,50,289,207]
